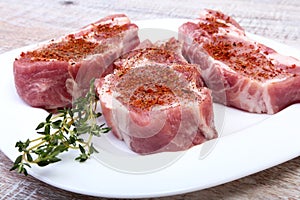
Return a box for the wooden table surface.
[0,0,299,199]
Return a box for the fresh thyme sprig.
[10,79,111,175]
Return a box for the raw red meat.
[96,38,217,154]
[179,9,300,114]
[14,14,139,109]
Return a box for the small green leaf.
[15,141,25,152]
[89,143,99,154]
[23,168,28,176]
[78,144,85,154]
[52,120,62,129]
[76,138,84,143]
[23,163,31,168]
[69,136,76,144]
[36,122,45,130]
[101,127,111,133]
[9,164,19,171]
[45,113,53,123]
[26,153,33,162]
[75,154,88,162]
[96,112,102,118]
[14,155,23,165]
[36,160,50,167]
[17,165,25,174]
[44,124,50,135]
[49,157,61,163]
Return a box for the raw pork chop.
[179,9,300,114]
[96,38,217,154]
[14,14,139,109]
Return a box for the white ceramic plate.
[0,19,300,198]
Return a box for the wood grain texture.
[0,0,299,199]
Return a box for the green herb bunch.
[10,79,110,175]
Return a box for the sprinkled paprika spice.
[18,23,130,63]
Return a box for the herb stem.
[29,136,44,143]
[10,79,110,175]
[27,140,47,152]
